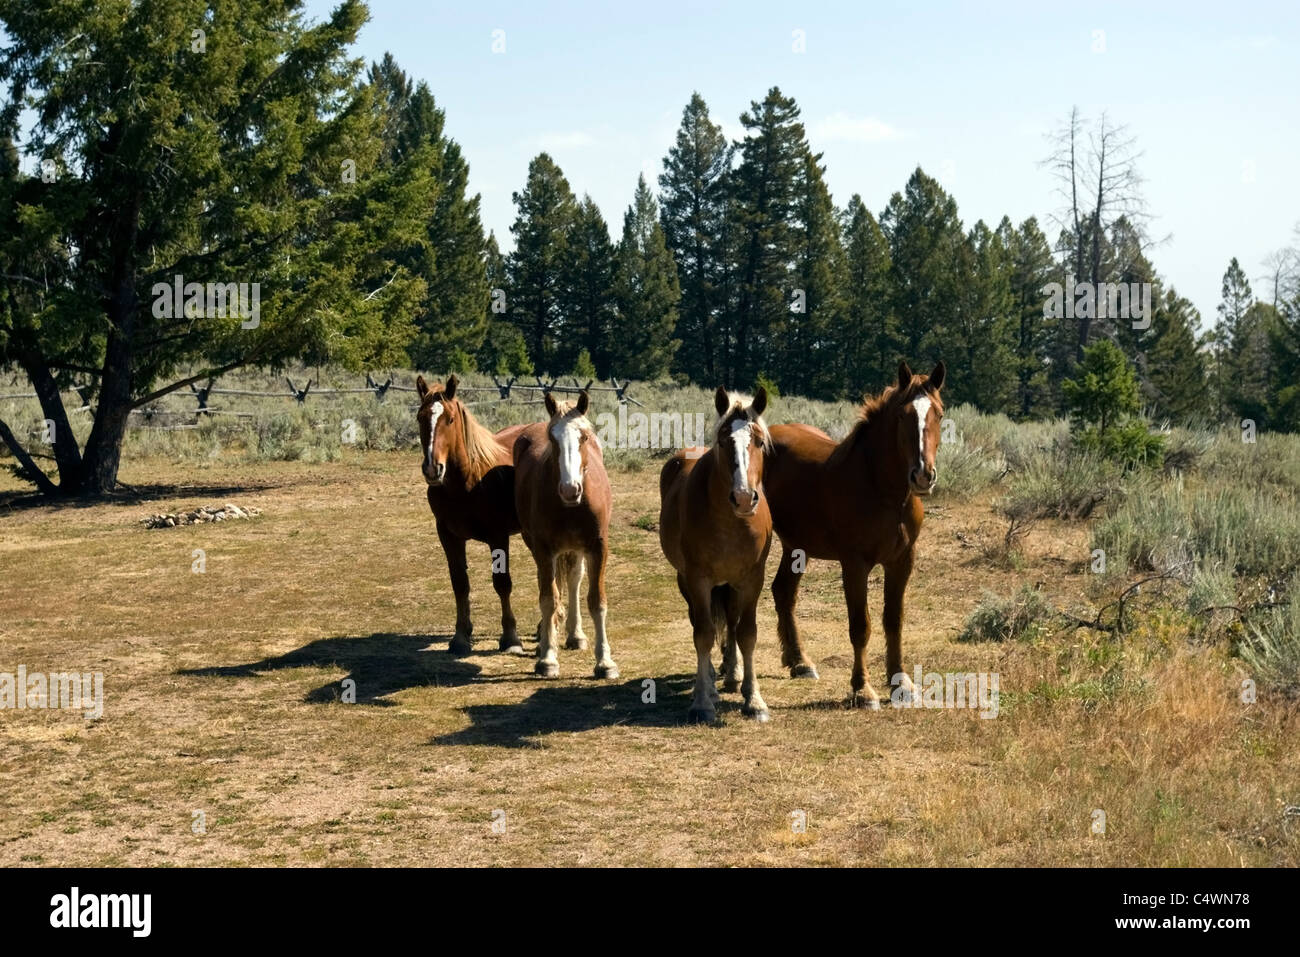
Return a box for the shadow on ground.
[179,632,483,704]
[0,479,284,513]
[429,673,710,748]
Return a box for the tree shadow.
[0,480,284,513]
[430,673,701,748]
[179,632,484,705]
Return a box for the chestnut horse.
[763,360,946,707]
[513,390,618,680]
[660,387,773,723]
[417,375,528,655]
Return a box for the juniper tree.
[0,0,434,496]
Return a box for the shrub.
[957,586,1056,642]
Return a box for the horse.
[659,387,773,723]
[416,374,584,656]
[762,360,946,708]
[513,389,618,680]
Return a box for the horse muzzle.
[730,488,760,516]
[425,462,447,486]
[559,481,584,507]
[909,465,937,495]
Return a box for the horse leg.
[720,586,743,693]
[842,557,880,708]
[773,545,819,679]
[680,573,719,693]
[684,575,718,724]
[586,545,619,679]
[883,548,916,702]
[438,524,473,656]
[563,554,588,650]
[736,574,770,721]
[533,550,561,677]
[490,537,523,654]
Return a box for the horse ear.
[897,361,913,390]
[928,361,946,391]
[714,386,730,417]
[544,391,559,418]
[416,375,430,399]
[445,374,459,399]
[576,390,590,416]
[751,385,768,417]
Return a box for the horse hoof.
[593,663,619,680]
[687,707,717,725]
[499,639,526,655]
[742,705,771,722]
[721,678,740,693]
[851,691,880,710]
[790,663,820,680]
[534,660,559,678]
[449,636,473,656]
[565,637,588,651]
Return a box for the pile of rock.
[142,503,261,529]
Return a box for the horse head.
[891,360,946,496]
[416,373,464,486]
[543,389,598,507]
[712,385,770,517]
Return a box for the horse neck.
[844,411,911,501]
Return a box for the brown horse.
[417,375,529,655]
[763,360,946,707]
[659,387,772,723]
[513,390,618,680]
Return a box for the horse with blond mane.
[416,374,585,657]
[660,387,773,723]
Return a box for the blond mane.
[460,403,507,483]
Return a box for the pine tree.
[1269,295,1300,431]
[507,153,578,372]
[785,150,847,398]
[558,196,617,377]
[1227,301,1281,427]
[0,1,436,495]
[658,93,730,385]
[880,168,969,383]
[956,221,1017,412]
[478,232,533,376]
[610,175,681,379]
[1002,217,1057,417]
[839,195,897,396]
[1210,258,1254,421]
[731,87,807,388]
[1145,287,1209,422]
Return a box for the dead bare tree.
[1041,108,1152,359]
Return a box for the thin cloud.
[812,112,904,144]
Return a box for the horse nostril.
[749,490,759,507]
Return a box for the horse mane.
[828,378,940,465]
[539,399,601,462]
[458,401,506,483]
[712,392,772,451]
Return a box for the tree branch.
[0,416,58,495]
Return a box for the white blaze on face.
[729,417,752,493]
[551,415,587,491]
[425,401,444,472]
[912,395,932,468]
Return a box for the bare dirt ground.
[1,451,1297,866]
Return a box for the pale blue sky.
[306,0,1299,328]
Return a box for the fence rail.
[0,371,643,428]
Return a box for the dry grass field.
[2,443,1297,867]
